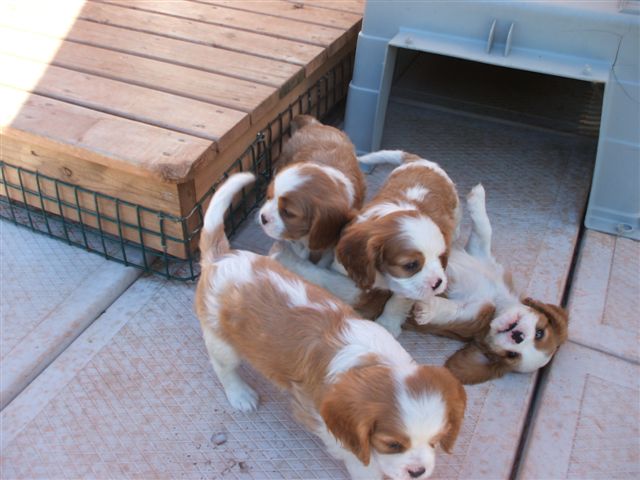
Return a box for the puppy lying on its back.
[258,115,366,266]
[196,173,466,480]
[407,184,569,384]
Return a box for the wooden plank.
[0,86,213,183]
[1,138,191,258]
[0,137,180,215]
[77,1,327,71]
[101,0,348,48]
[287,0,365,15]
[0,1,303,88]
[0,52,249,148]
[0,27,276,119]
[203,0,362,29]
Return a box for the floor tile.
[520,342,639,479]
[567,230,640,362]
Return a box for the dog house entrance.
[389,50,604,141]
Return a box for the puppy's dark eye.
[281,208,294,219]
[506,351,519,359]
[535,328,545,340]
[387,441,403,452]
[403,261,419,272]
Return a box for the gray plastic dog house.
[344,1,640,239]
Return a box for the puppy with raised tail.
[334,150,460,337]
[196,173,466,480]
[258,115,366,266]
[408,184,569,384]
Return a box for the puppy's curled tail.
[199,172,255,264]
[358,149,417,166]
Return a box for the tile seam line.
[509,186,590,480]
[90,0,341,47]
[567,339,640,366]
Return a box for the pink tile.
[568,230,640,362]
[520,342,639,479]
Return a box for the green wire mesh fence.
[0,55,353,280]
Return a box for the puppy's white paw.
[226,382,259,412]
[466,184,485,211]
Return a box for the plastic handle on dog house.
[486,19,497,53]
[504,22,515,56]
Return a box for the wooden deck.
[0,0,363,258]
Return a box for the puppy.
[258,115,366,266]
[408,184,569,384]
[334,150,460,337]
[196,173,466,480]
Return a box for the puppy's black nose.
[432,278,443,290]
[512,330,524,344]
[408,467,426,478]
[260,214,268,225]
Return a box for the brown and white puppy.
[334,150,460,336]
[258,115,366,266]
[408,185,569,384]
[196,173,466,480]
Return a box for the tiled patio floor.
[0,221,140,410]
[1,102,638,479]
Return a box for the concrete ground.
[1,101,638,479]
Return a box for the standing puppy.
[196,173,466,480]
[258,115,366,265]
[335,150,460,337]
[408,185,569,384]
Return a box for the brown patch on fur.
[320,364,401,465]
[337,211,422,290]
[353,289,393,320]
[405,366,467,453]
[268,115,366,252]
[444,343,514,385]
[275,169,357,251]
[522,297,569,354]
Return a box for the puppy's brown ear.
[445,344,509,385]
[320,366,390,466]
[308,204,354,251]
[336,223,377,290]
[522,297,569,344]
[430,367,467,454]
